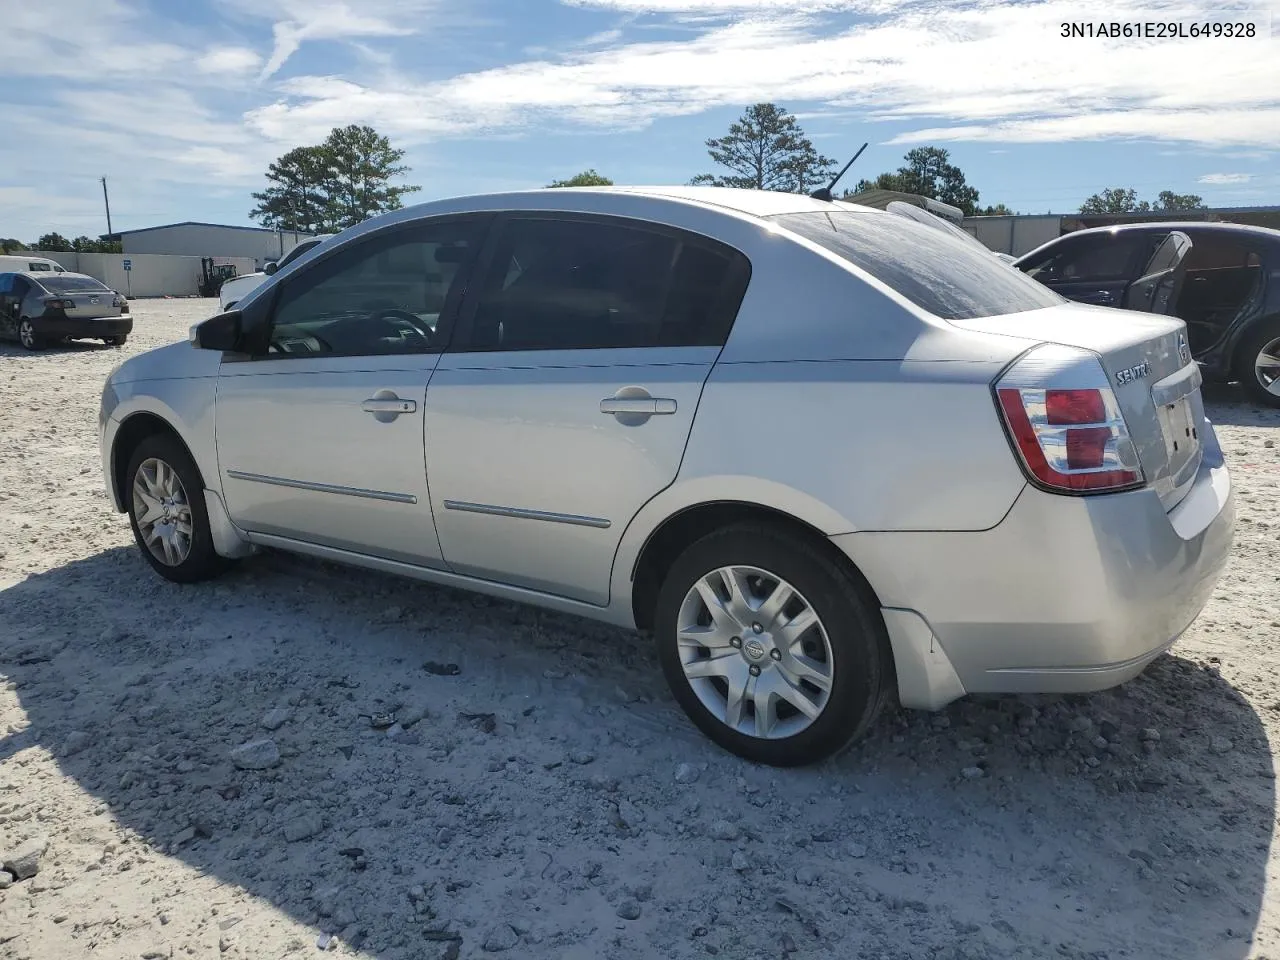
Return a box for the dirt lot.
[2,298,1280,960]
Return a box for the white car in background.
[218,235,332,310]
[0,254,67,274]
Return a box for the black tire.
[104,336,127,346]
[654,523,890,767]
[1236,319,1280,408]
[18,318,42,351]
[125,433,232,584]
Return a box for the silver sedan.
[97,186,1234,766]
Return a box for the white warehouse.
[107,221,314,270]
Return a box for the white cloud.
[197,47,263,74]
[1198,172,1254,185]
[249,0,1280,150]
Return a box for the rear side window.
[774,211,1064,320]
[39,275,110,293]
[1022,235,1150,283]
[27,262,51,271]
[458,216,750,352]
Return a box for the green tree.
[36,232,74,252]
[977,203,1015,216]
[548,169,613,187]
[691,103,835,193]
[71,235,121,253]
[1154,190,1204,211]
[322,124,421,230]
[853,146,981,216]
[250,146,337,233]
[0,238,27,253]
[249,127,420,233]
[1079,187,1150,214]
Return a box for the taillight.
[995,344,1143,494]
[44,297,74,310]
[112,294,126,308]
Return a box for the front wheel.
[125,434,232,583]
[1239,320,1280,408]
[18,319,42,351]
[654,523,890,767]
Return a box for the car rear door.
[422,213,751,606]
[1123,231,1192,315]
[214,215,489,566]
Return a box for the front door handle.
[362,391,417,423]
[600,387,677,425]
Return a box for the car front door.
[1020,233,1152,307]
[423,213,751,606]
[1123,230,1193,315]
[214,215,490,566]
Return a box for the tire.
[125,433,232,584]
[1237,319,1280,408]
[18,318,42,351]
[104,336,127,346]
[654,523,890,767]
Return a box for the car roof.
[1064,220,1280,241]
[19,270,102,282]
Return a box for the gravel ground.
[2,298,1280,960]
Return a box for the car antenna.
[809,142,869,202]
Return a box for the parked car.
[0,254,67,274]
[98,187,1233,766]
[217,234,332,310]
[1,271,132,350]
[1015,222,1280,406]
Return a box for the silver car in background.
[97,187,1234,766]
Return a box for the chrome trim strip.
[1150,360,1203,407]
[225,470,417,504]
[442,499,610,529]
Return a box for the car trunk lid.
[953,302,1204,511]
[59,290,124,320]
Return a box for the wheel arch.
[110,411,203,513]
[628,499,884,635]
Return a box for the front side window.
[267,221,482,358]
[1024,234,1151,283]
[457,216,749,352]
[775,211,1063,320]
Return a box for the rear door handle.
[362,398,416,414]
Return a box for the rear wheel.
[1238,320,1280,408]
[654,523,889,767]
[104,336,127,346]
[125,434,231,583]
[18,318,41,351]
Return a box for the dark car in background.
[1015,222,1280,406]
[0,271,133,351]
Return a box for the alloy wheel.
[132,457,194,566]
[1255,336,1280,397]
[676,565,834,740]
[18,320,36,349]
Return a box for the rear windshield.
[39,275,110,293]
[771,211,1065,320]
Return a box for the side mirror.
[191,309,243,352]
[262,261,279,276]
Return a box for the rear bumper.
[834,422,1234,708]
[38,315,133,339]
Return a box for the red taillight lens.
[1045,389,1105,425]
[995,346,1144,495]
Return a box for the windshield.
[771,210,1064,320]
[39,275,111,293]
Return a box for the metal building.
[104,222,315,270]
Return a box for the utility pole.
[100,177,114,238]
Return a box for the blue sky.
[3,0,1278,242]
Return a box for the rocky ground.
[2,298,1280,960]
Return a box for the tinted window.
[774,211,1063,320]
[458,217,749,352]
[1183,233,1262,270]
[27,262,52,271]
[39,275,109,293]
[277,237,325,270]
[1023,234,1149,283]
[268,222,480,358]
[0,274,11,295]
